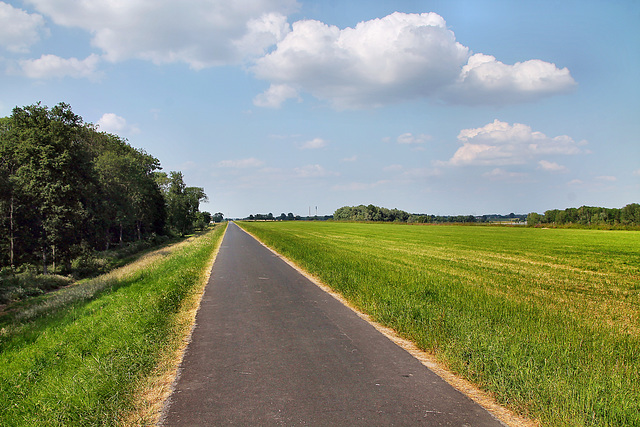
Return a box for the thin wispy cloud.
[397,133,431,144]
[217,158,265,168]
[299,138,327,150]
[538,160,568,173]
[294,164,339,178]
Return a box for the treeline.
[527,204,640,227]
[247,213,294,221]
[333,203,640,228]
[244,213,332,221]
[0,102,210,274]
[333,204,498,223]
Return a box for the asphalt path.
[161,222,503,426]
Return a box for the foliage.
[155,171,208,236]
[239,221,640,426]
[0,102,209,276]
[0,224,226,426]
[334,204,526,224]
[0,269,72,304]
[528,204,640,228]
[334,204,411,222]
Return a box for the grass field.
[0,223,226,426]
[239,221,640,426]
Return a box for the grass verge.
[0,223,227,426]
[238,221,640,427]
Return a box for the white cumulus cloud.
[24,0,297,68]
[253,12,468,108]
[252,12,576,108]
[446,53,576,104]
[97,112,140,135]
[445,119,583,167]
[19,54,101,79]
[0,2,48,53]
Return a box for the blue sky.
[1,0,638,218]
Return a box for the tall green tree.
[4,103,94,273]
[161,171,208,236]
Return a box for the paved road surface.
[161,222,503,426]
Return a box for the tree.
[162,171,208,236]
[0,117,19,269]
[88,130,164,247]
[5,103,93,273]
[527,212,542,226]
[621,203,640,225]
[195,211,212,230]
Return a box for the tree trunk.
[9,194,15,271]
[119,223,123,246]
[137,220,142,241]
[42,246,48,275]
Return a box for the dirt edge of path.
[240,224,539,427]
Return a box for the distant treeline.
[527,204,640,227]
[245,213,333,221]
[334,204,526,224]
[0,102,210,274]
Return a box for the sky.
[1,0,639,218]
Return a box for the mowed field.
[239,221,640,426]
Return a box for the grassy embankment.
[0,223,227,426]
[239,221,639,426]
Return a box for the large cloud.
[445,119,583,166]
[24,0,297,68]
[253,12,576,108]
[0,2,48,53]
[253,12,469,108]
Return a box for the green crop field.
[239,221,640,426]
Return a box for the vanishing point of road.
[161,222,503,426]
